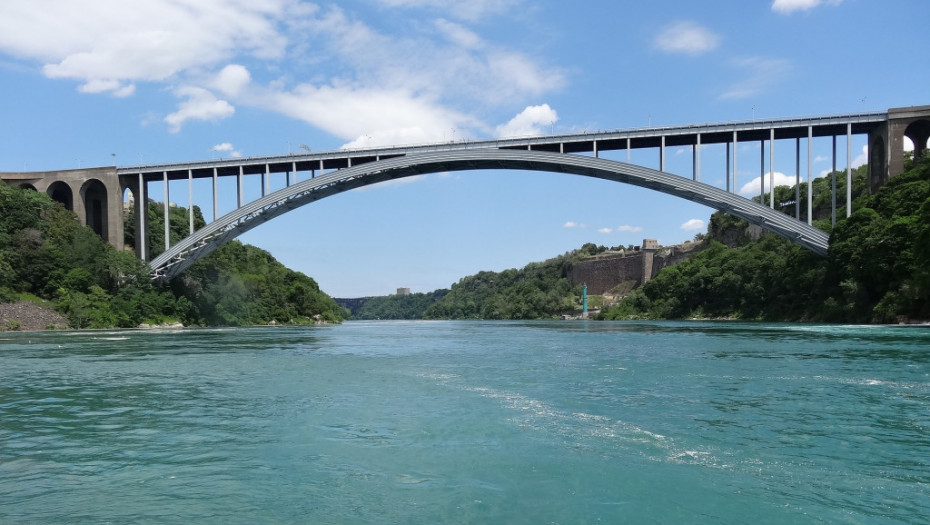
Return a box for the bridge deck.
[116,110,888,180]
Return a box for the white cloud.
[598,227,613,234]
[434,18,483,49]
[165,86,235,132]
[681,219,706,231]
[719,57,792,100]
[564,221,581,228]
[852,145,868,168]
[213,64,251,97]
[211,142,241,158]
[78,78,135,97]
[3,0,289,88]
[772,0,843,15]
[617,225,643,232]
[373,0,523,21]
[495,104,558,138]
[654,21,720,55]
[257,83,476,148]
[738,171,800,196]
[0,0,564,141]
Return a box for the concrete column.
[237,165,244,208]
[795,138,801,220]
[212,167,218,222]
[660,136,665,171]
[807,126,813,225]
[138,173,147,260]
[832,135,837,227]
[626,138,631,162]
[188,169,194,235]
[726,142,731,193]
[846,123,852,218]
[760,139,765,204]
[733,130,739,193]
[769,128,775,209]
[693,133,701,182]
[163,171,170,252]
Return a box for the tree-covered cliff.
[598,157,930,323]
[0,185,345,329]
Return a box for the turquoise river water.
[1,321,928,523]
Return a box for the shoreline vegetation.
[0,183,346,331]
[2,156,929,331]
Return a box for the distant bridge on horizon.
[2,104,929,282]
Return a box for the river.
[1,321,928,523]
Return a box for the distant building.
[396,287,410,296]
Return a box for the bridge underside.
[149,149,830,282]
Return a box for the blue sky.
[1,0,927,297]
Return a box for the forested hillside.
[351,244,607,320]
[0,185,345,329]
[598,157,930,323]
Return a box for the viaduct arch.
[869,106,930,191]
[149,149,830,282]
[0,167,125,250]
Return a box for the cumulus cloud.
[211,142,242,158]
[7,0,288,86]
[598,227,614,234]
[772,0,843,15]
[654,21,720,55]
[719,57,791,99]
[681,219,706,231]
[0,0,564,137]
[617,225,644,233]
[78,78,135,97]
[165,86,235,132]
[213,64,251,97]
[564,221,582,228]
[495,104,558,137]
[737,171,800,197]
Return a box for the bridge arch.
[80,178,109,239]
[149,149,830,282]
[904,119,930,161]
[46,181,74,211]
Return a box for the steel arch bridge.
[149,148,829,283]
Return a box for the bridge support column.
[759,139,765,204]
[188,169,194,235]
[795,138,801,219]
[212,168,218,222]
[807,126,814,226]
[832,136,837,227]
[846,123,852,218]
[872,105,930,193]
[693,133,701,182]
[163,171,170,253]
[124,174,149,260]
[733,131,739,193]
[769,129,775,209]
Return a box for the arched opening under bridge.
[47,181,73,211]
[81,179,109,240]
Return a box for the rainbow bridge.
[2,105,928,282]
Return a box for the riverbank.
[0,301,70,331]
